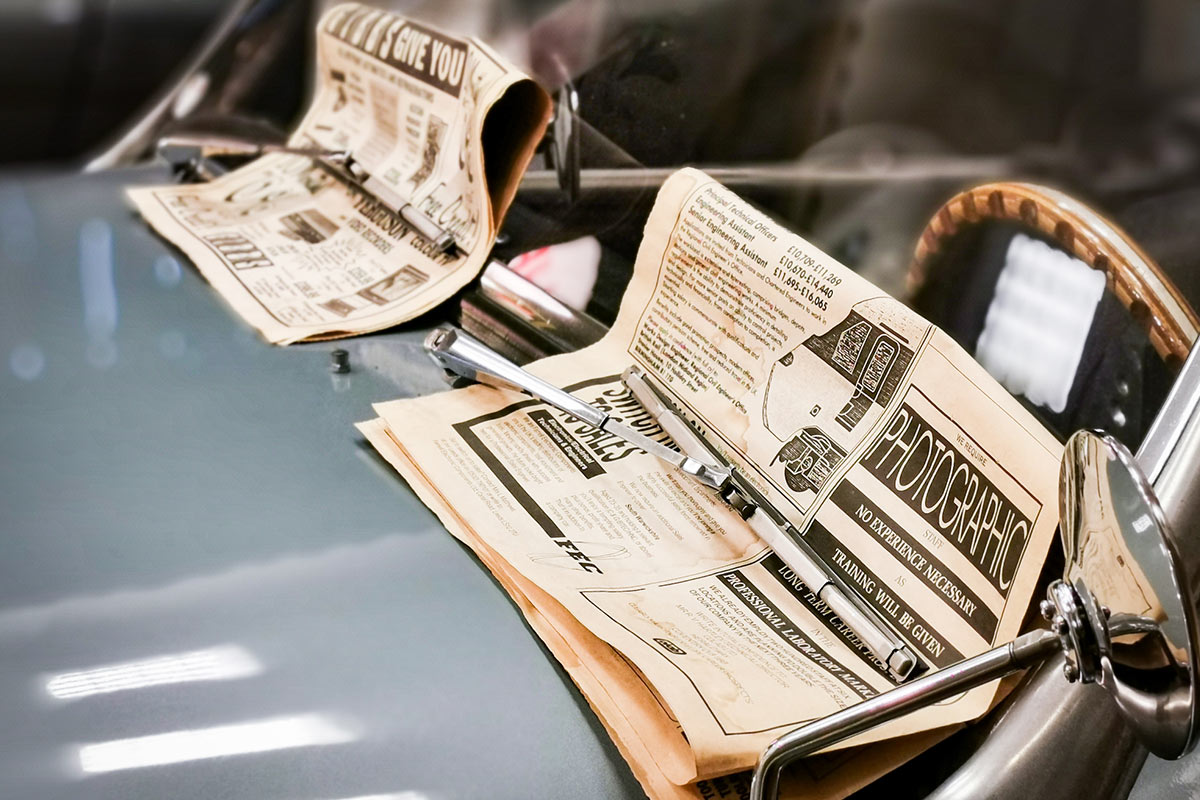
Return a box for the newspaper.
[128,3,550,344]
[361,169,1062,796]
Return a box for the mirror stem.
[750,628,1060,800]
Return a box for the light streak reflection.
[46,644,261,700]
[78,713,357,774]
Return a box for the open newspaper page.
[127,3,550,344]
[363,169,1061,790]
[359,416,954,800]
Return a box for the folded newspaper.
[360,169,1062,798]
[128,3,550,344]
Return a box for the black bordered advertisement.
[450,376,918,735]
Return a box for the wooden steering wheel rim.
[908,182,1199,368]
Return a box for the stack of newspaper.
[360,169,1063,799]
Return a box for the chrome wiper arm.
[424,325,726,488]
[425,324,921,682]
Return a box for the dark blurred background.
[0,0,232,163]
[8,0,1200,305]
[10,0,1200,177]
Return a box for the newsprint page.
[128,3,549,343]
[362,169,1062,799]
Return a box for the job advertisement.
[361,414,955,800]
[361,169,1061,797]
[128,3,550,343]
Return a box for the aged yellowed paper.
[129,3,549,343]
[362,168,1061,795]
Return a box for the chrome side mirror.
[751,430,1200,800]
